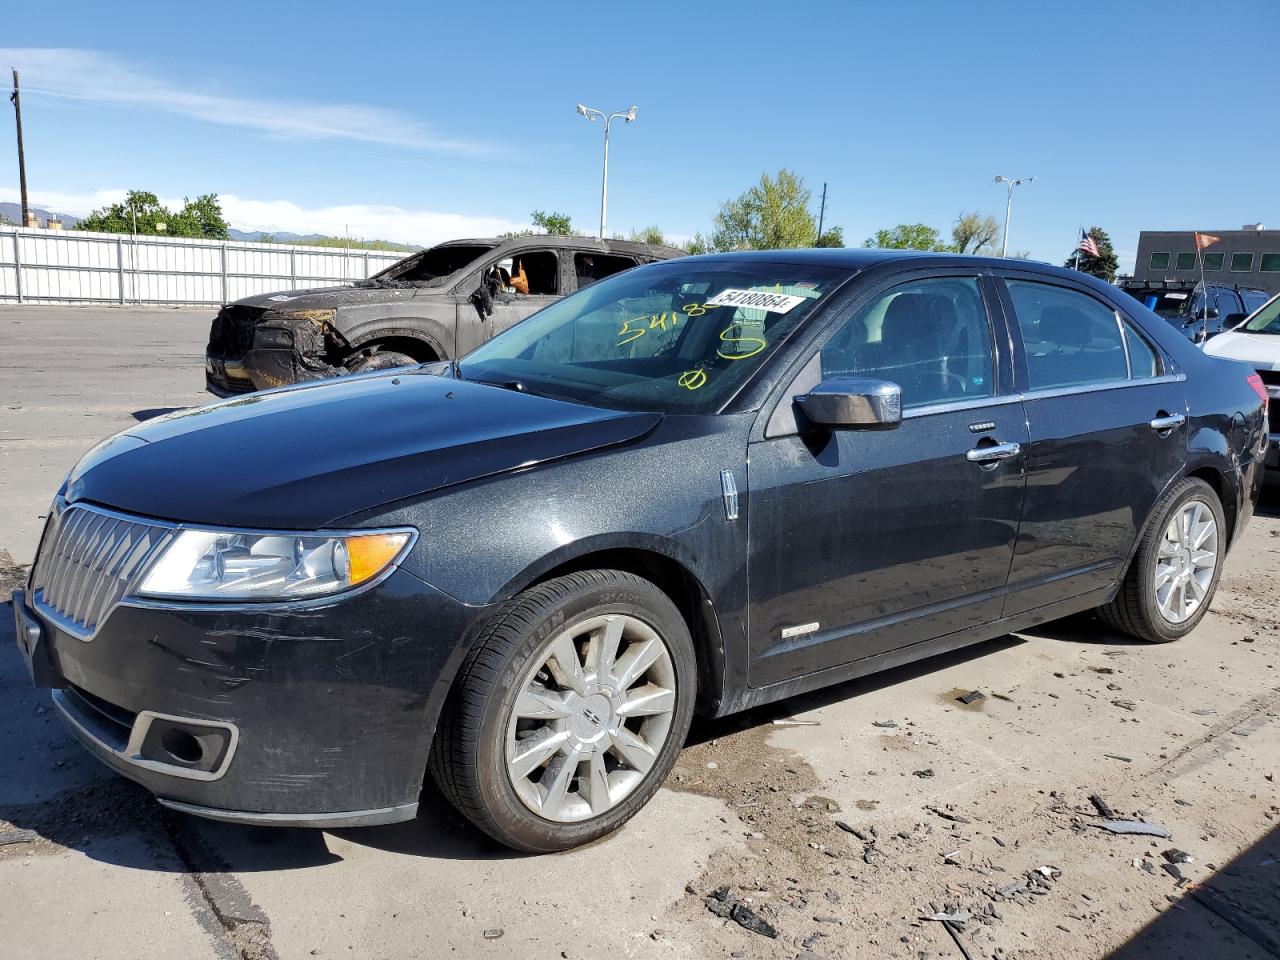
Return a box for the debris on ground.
[912,769,935,779]
[771,718,821,727]
[872,720,899,728]
[1162,848,1193,864]
[956,690,986,705]
[729,903,778,939]
[1111,699,1138,711]
[482,929,503,940]
[1089,794,1118,818]
[927,805,973,824]
[0,828,39,847]
[1092,819,1172,838]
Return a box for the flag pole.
[1074,226,1081,272]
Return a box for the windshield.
[364,243,494,287]
[1241,295,1280,334]
[1135,290,1198,320]
[459,260,850,414]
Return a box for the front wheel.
[1098,478,1226,643]
[429,570,696,852]
[345,348,418,374]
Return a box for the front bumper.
[13,570,485,827]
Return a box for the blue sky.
[4,0,1277,270]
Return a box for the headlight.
[135,528,414,601]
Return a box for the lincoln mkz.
[14,250,1267,851]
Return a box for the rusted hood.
[233,284,425,311]
[66,371,661,529]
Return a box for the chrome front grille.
[30,502,173,638]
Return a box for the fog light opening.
[160,728,204,765]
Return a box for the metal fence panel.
[0,227,407,305]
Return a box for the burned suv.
[204,235,683,396]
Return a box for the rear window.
[370,244,494,285]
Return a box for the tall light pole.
[992,175,1034,257]
[576,103,637,239]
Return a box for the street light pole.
[577,104,637,239]
[992,175,1034,257]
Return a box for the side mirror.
[795,377,902,430]
[1222,312,1247,329]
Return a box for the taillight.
[1246,372,1268,406]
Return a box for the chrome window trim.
[902,394,1023,420]
[52,690,240,782]
[1020,372,1185,402]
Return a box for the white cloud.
[0,186,530,247]
[3,48,484,152]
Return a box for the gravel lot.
[1,305,1278,960]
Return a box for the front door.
[995,273,1188,615]
[746,274,1027,687]
[454,250,563,354]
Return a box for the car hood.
[66,371,662,529]
[233,284,431,311]
[1203,331,1280,369]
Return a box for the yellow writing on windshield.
[678,369,708,391]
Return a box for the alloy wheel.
[1154,499,1218,624]
[504,614,677,823]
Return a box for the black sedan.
[13,250,1268,852]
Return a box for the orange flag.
[1194,231,1221,250]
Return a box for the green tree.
[815,225,845,248]
[531,210,573,236]
[710,169,817,251]
[257,233,277,243]
[863,223,950,252]
[173,194,229,239]
[685,232,712,255]
[628,225,666,246]
[951,212,1001,255]
[76,190,229,239]
[1064,226,1118,282]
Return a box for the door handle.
[1149,413,1186,432]
[966,441,1021,463]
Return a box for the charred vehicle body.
[18,250,1267,853]
[204,236,684,396]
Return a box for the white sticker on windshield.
[706,288,808,314]
[1164,293,1188,300]
[268,294,296,302]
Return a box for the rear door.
[745,271,1027,686]
[995,271,1187,616]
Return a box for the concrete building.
[1132,225,1280,296]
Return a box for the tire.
[429,570,697,853]
[1098,478,1226,643]
[346,349,418,374]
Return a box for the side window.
[1149,252,1171,271]
[487,251,559,295]
[1174,252,1197,271]
[1242,291,1268,313]
[819,276,994,409]
[1217,290,1243,316]
[1122,320,1160,379]
[1006,280,1128,390]
[575,253,636,289]
[1203,252,1225,271]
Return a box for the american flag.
[1077,228,1100,258]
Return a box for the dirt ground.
[1,306,1277,960]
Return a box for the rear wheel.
[429,570,696,852]
[1098,478,1225,643]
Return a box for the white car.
[1205,292,1280,473]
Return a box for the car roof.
[677,247,1082,277]
[437,236,687,258]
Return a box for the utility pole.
[10,68,31,228]
[576,104,637,239]
[816,182,827,241]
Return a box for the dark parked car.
[204,235,684,395]
[1119,278,1269,342]
[16,250,1268,852]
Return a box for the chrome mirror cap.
[796,377,902,429]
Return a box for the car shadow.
[131,407,185,422]
[1253,482,1280,519]
[1107,820,1280,959]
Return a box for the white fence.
[0,227,409,305]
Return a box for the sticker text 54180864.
[705,288,808,314]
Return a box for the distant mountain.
[0,202,81,228]
[227,228,326,242]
